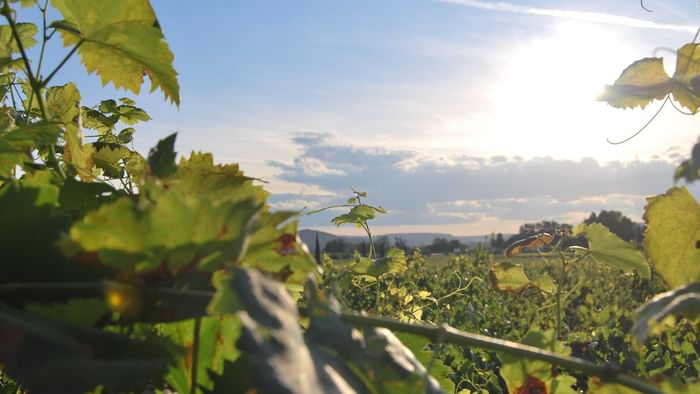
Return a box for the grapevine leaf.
[674,138,700,183]
[0,23,37,57]
[632,281,700,342]
[499,329,577,394]
[0,304,173,394]
[670,43,700,112]
[239,212,318,288]
[0,122,62,176]
[25,298,107,326]
[148,132,177,178]
[0,181,102,284]
[366,247,408,277]
[489,262,532,293]
[598,58,674,109]
[161,316,242,393]
[170,152,266,205]
[91,142,131,178]
[57,177,119,216]
[573,223,650,279]
[68,192,261,273]
[201,356,252,394]
[331,204,385,227]
[504,233,553,258]
[50,0,180,105]
[46,83,94,181]
[644,187,700,288]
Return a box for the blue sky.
[19,1,700,235]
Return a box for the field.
[322,249,697,393]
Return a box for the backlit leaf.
[670,43,700,112]
[50,0,180,105]
[644,187,700,288]
[0,122,62,176]
[0,23,37,57]
[572,223,649,279]
[490,262,532,293]
[499,329,577,394]
[46,83,94,181]
[598,58,673,109]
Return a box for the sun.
[484,22,640,158]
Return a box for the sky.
[19,0,700,235]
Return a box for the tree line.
[319,210,643,259]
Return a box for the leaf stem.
[42,40,83,87]
[190,317,202,394]
[340,313,664,394]
[1,0,65,180]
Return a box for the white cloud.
[435,0,697,32]
[267,135,681,234]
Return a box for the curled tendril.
[607,97,669,145]
[640,0,653,13]
[668,99,696,115]
[607,25,700,145]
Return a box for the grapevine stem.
[190,317,202,394]
[0,281,664,394]
[340,313,664,394]
[1,0,65,180]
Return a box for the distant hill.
[299,229,510,252]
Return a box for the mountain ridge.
[299,229,511,251]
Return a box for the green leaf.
[148,132,177,178]
[46,83,94,181]
[670,43,700,112]
[633,281,700,342]
[91,142,131,178]
[170,152,266,205]
[599,45,700,112]
[68,192,261,273]
[0,23,38,58]
[25,298,107,326]
[366,248,407,277]
[0,122,61,176]
[239,212,318,287]
[598,57,673,109]
[489,262,551,294]
[644,187,700,288]
[674,138,700,183]
[572,223,650,279]
[499,329,577,394]
[50,0,180,105]
[161,316,242,394]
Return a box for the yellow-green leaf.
[0,23,37,58]
[489,262,532,293]
[499,329,578,394]
[598,57,673,109]
[573,223,650,279]
[644,187,700,288]
[50,0,180,105]
[46,83,94,181]
[670,43,700,113]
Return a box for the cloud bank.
[267,132,680,235]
